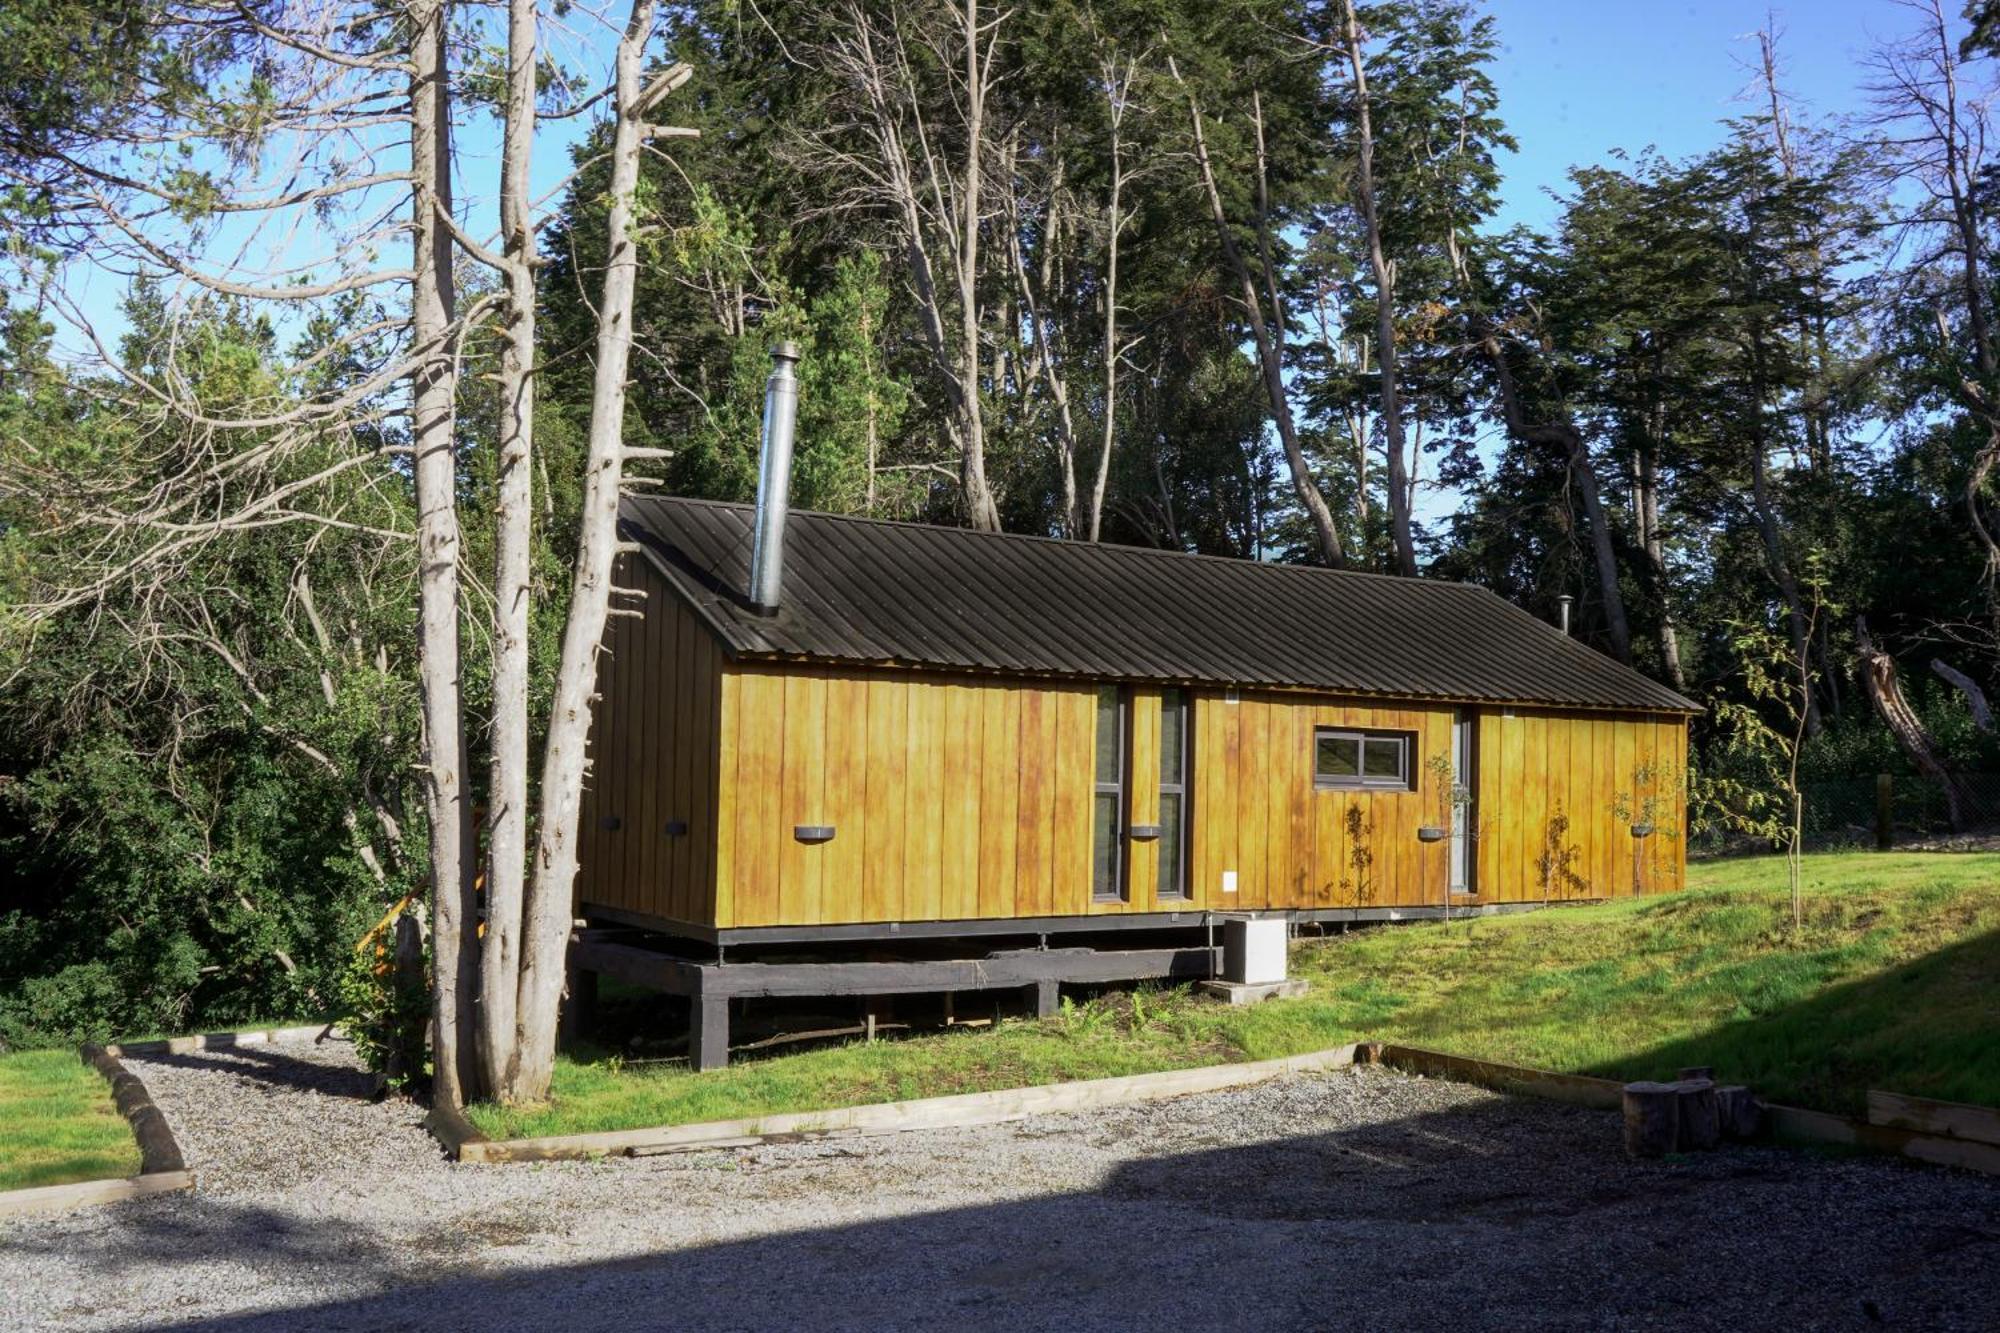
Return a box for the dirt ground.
[2,1037,1996,1331]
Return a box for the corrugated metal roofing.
[621,497,1699,715]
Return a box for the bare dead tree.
[1859,616,1975,831]
[511,27,690,1103]
[790,0,1006,531]
[1932,657,1995,730]
[1339,0,1415,576]
[1169,56,1345,566]
[1866,0,2000,641]
[1474,317,1634,664]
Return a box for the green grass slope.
[0,1049,141,1191]
[469,852,2000,1140]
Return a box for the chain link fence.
[1692,772,2000,857]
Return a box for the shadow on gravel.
[4,1195,398,1274]
[137,1042,380,1100]
[110,1096,2000,1333]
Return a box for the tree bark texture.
[510,8,678,1104]
[1858,618,1973,832]
[478,0,542,1098]
[1478,326,1631,662]
[406,0,476,1108]
[1177,66,1344,566]
[1341,0,1416,577]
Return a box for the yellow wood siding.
[579,621,1690,929]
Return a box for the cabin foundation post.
[691,994,730,1071]
[560,965,598,1047]
[1025,978,1059,1018]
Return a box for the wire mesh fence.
[1691,772,2000,857]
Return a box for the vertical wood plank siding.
[574,556,724,925]
[576,644,1690,929]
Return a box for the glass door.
[1450,710,1477,896]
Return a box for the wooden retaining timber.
[103,1022,335,1060]
[0,1169,196,1219]
[0,1045,195,1220]
[424,1102,492,1161]
[1771,1102,2000,1175]
[441,1044,1364,1164]
[1865,1090,2000,1148]
[1361,1043,1625,1109]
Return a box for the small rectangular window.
[1314,727,1411,790]
[1092,687,1127,901]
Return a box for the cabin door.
[1449,710,1477,896]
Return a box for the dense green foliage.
[468,851,2000,1137]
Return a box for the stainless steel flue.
[748,341,802,612]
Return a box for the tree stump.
[1623,1082,1681,1158]
[1716,1085,1762,1140]
[1677,1066,1714,1082]
[1675,1078,1721,1150]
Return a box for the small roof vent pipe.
[748,341,802,613]
[1557,593,1574,636]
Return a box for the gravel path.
[3,1038,1997,1331]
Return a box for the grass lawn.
[0,1050,141,1192]
[468,851,2000,1140]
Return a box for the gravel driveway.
[2,1037,1996,1331]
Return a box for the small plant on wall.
[1612,760,1686,896]
[1421,750,1473,917]
[1537,803,1590,903]
[1339,802,1377,907]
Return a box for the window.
[1157,689,1189,899]
[1314,728,1412,790]
[1092,687,1127,901]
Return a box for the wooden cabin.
[576,496,1693,965]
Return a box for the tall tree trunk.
[1085,51,1131,544]
[1859,618,1972,832]
[1478,325,1632,662]
[510,14,681,1104]
[479,0,540,1097]
[1634,367,1686,690]
[957,0,1000,532]
[1342,0,1415,577]
[1174,62,1344,565]
[407,0,476,1107]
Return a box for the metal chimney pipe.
[748,341,802,613]
[1557,593,1574,635]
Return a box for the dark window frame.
[1092,686,1129,902]
[1157,688,1191,901]
[1313,727,1415,791]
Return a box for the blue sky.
[1485,0,1888,232]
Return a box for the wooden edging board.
[103,1023,335,1059]
[0,1046,196,1220]
[1865,1089,2000,1148]
[443,1044,1364,1163]
[1362,1043,1627,1110]
[1771,1102,2000,1176]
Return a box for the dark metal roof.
[621,497,1699,715]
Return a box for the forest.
[2,0,1999,1102]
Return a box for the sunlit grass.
[0,1049,140,1191]
[468,851,2000,1140]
